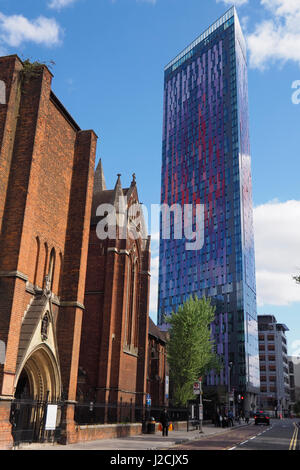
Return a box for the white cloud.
[254,199,300,306]
[290,340,300,356]
[48,0,79,10]
[150,200,300,316]
[246,0,300,69]
[262,0,300,16]
[0,12,62,48]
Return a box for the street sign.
[193,382,200,395]
[165,375,169,400]
[146,394,151,407]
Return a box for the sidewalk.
[16,421,252,451]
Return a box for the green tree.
[165,295,221,407]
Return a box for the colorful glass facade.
[158,8,260,396]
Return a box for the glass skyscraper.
[158,7,260,408]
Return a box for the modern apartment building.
[288,355,300,407]
[158,7,259,410]
[258,315,290,416]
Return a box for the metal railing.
[74,401,188,426]
[10,398,64,447]
[9,397,189,445]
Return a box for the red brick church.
[0,54,153,449]
[0,55,98,448]
[78,160,151,409]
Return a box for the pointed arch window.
[124,250,139,352]
[33,236,40,286]
[41,311,50,341]
[48,248,56,290]
[0,80,5,105]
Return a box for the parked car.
[254,411,270,425]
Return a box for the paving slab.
[16,421,252,450]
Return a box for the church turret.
[93,158,107,194]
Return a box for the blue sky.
[1,0,299,355]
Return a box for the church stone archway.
[11,346,62,445]
[15,345,61,401]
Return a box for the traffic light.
[237,394,245,403]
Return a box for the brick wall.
[0,55,97,447]
[0,55,23,236]
[79,182,151,409]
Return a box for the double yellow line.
[289,422,299,450]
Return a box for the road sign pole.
[199,378,203,434]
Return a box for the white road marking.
[228,422,275,450]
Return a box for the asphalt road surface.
[230,418,299,451]
[174,418,299,451]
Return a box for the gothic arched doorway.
[15,345,61,402]
[11,346,62,444]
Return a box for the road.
[230,418,299,451]
[174,418,299,451]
